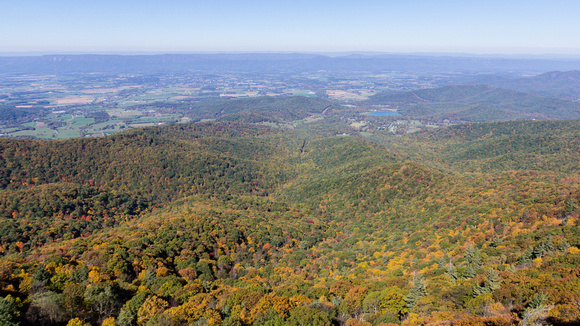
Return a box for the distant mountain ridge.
[2,53,580,74]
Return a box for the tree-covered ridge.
[0,119,578,325]
[0,122,282,194]
[161,96,342,124]
[210,96,341,122]
[478,70,580,100]
[365,85,580,121]
[368,85,496,105]
[0,105,48,125]
[0,122,294,251]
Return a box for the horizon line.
[2,51,580,59]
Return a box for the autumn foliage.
[0,120,578,325]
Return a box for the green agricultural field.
[10,127,56,138]
[291,89,316,97]
[89,119,125,130]
[53,128,82,139]
[0,127,19,133]
[70,116,94,126]
[125,93,175,102]
[51,114,73,121]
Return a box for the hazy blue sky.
[1,0,579,55]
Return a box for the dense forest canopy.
[0,116,578,326]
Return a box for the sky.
[1,0,580,55]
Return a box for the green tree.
[62,283,87,318]
[286,306,332,326]
[519,246,534,264]
[404,273,427,310]
[533,236,554,258]
[362,291,381,314]
[445,261,458,284]
[0,295,22,326]
[473,268,501,297]
[30,291,66,324]
[117,292,149,326]
[528,292,548,309]
[252,309,285,326]
[463,245,481,278]
[84,283,121,319]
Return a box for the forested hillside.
[0,119,578,326]
[365,85,580,122]
[473,70,580,100]
[212,96,341,123]
[371,120,580,173]
[162,96,342,124]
